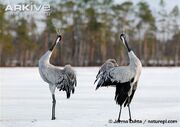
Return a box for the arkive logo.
[5,3,50,12]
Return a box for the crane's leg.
[114,106,122,123]
[51,94,56,120]
[128,104,132,122]
[118,106,122,122]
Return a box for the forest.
[0,0,180,67]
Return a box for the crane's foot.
[129,118,133,122]
[51,117,56,120]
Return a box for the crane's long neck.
[121,36,131,52]
[128,51,142,84]
[128,51,141,69]
[39,36,61,64]
[49,36,60,51]
[41,51,52,64]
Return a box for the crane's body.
[95,33,142,122]
[38,35,77,120]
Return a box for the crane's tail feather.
[115,82,131,106]
[56,75,76,99]
[124,89,135,107]
[66,90,70,99]
[72,88,75,94]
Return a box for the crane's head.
[48,35,62,51]
[120,33,131,52]
[120,33,126,46]
[56,35,62,44]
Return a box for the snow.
[0,67,180,127]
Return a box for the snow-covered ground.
[0,67,180,127]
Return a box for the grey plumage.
[94,33,142,122]
[39,52,77,98]
[94,59,118,84]
[56,65,77,98]
[95,51,141,91]
[38,35,77,120]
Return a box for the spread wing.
[55,67,77,99]
[95,67,135,90]
[94,59,118,84]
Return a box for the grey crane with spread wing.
[94,33,142,122]
[38,35,77,120]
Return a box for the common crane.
[94,33,142,123]
[38,35,77,120]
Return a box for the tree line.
[0,0,180,67]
